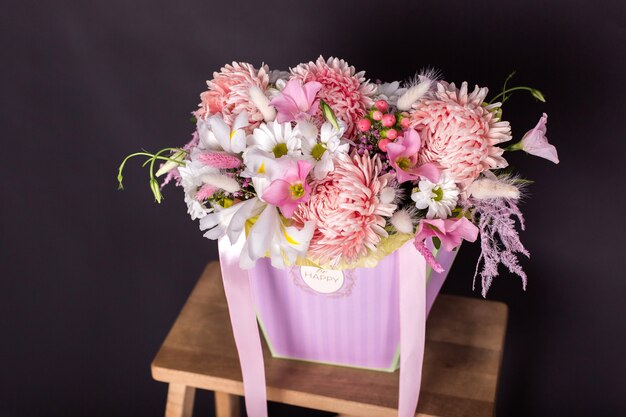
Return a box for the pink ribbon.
[398,243,427,417]
[217,235,268,417]
[218,237,456,417]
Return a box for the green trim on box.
[256,311,399,372]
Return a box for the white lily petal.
[247,205,278,261]
[209,115,232,151]
[231,130,247,154]
[232,111,249,131]
[227,198,265,243]
[197,118,220,150]
[199,202,240,240]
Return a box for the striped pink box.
[248,240,459,371]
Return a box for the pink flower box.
[246,240,459,371]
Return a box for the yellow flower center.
[432,187,444,201]
[290,183,305,199]
[273,143,288,158]
[396,157,411,170]
[311,143,327,161]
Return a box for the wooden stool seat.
[152,262,507,417]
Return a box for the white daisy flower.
[411,176,459,219]
[249,121,302,159]
[301,120,350,180]
[178,157,214,220]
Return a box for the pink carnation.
[410,82,512,189]
[291,56,376,137]
[194,62,270,131]
[293,153,396,266]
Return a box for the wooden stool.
[152,262,507,417]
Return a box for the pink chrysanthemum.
[194,62,270,131]
[293,153,396,266]
[291,56,376,137]
[410,81,512,189]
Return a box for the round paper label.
[299,266,345,294]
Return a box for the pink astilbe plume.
[195,184,218,201]
[465,198,530,297]
[197,151,242,169]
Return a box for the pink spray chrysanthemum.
[293,153,396,266]
[291,56,376,137]
[194,62,270,131]
[410,81,512,189]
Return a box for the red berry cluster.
[357,100,411,152]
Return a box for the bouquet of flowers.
[119,56,559,417]
[118,56,558,296]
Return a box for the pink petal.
[296,159,314,179]
[281,79,310,111]
[413,163,440,183]
[262,179,291,207]
[270,95,299,123]
[401,128,422,156]
[521,113,559,164]
[437,218,478,251]
[303,81,323,107]
[528,143,559,164]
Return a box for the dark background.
[2,0,625,416]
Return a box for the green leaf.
[432,236,441,250]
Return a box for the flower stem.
[488,86,546,105]
[116,148,187,203]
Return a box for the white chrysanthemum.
[375,81,407,106]
[178,157,214,220]
[249,121,302,159]
[411,176,459,219]
[301,120,350,180]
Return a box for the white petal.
[232,111,249,131]
[247,205,278,260]
[227,198,264,243]
[209,115,232,151]
[231,130,247,154]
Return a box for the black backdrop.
[2,0,625,416]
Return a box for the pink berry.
[378,138,391,152]
[357,118,371,132]
[372,110,383,121]
[400,117,411,129]
[381,113,396,127]
[386,128,398,140]
[375,100,389,112]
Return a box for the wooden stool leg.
[165,383,195,417]
[215,391,240,417]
